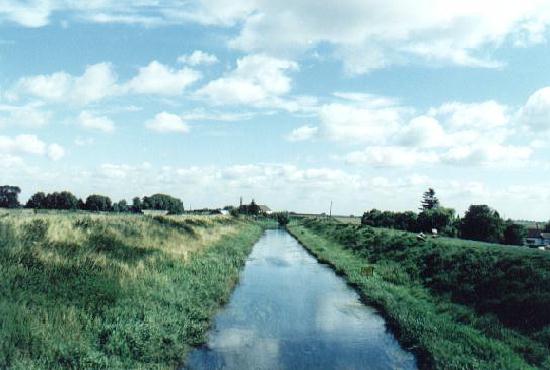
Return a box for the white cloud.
[12,60,201,104]
[15,62,118,105]
[47,143,65,161]
[518,87,550,132]
[78,111,115,133]
[0,103,51,128]
[196,54,297,106]
[429,101,510,129]
[145,112,190,133]
[442,144,532,166]
[344,146,439,167]
[285,125,318,142]
[5,2,550,74]
[178,50,219,66]
[318,100,405,143]
[330,93,534,167]
[124,61,201,95]
[0,134,64,160]
[0,1,52,27]
[228,1,550,73]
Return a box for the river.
[184,228,417,370]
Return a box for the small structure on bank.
[525,227,550,248]
[238,199,272,216]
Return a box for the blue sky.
[2,1,550,220]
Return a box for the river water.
[184,229,417,370]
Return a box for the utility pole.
[329,200,333,218]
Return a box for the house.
[258,205,272,215]
[525,228,550,247]
[142,209,169,216]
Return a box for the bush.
[460,205,504,243]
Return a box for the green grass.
[288,218,550,369]
[0,212,270,369]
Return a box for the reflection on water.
[184,229,417,370]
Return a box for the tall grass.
[0,212,267,369]
[288,218,550,369]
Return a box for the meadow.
[288,218,550,369]
[0,211,270,369]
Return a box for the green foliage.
[142,194,184,215]
[131,197,142,213]
[420,187,439,211]
[274,212,289,226]
[0,213,265,369]
[290,219,550,369]
[112,199,129,213]
[0,185,21,208]
[361,209,418,232]
[36,191,79,210]
[85,194,113,212]
[503,221,528,246]
[26,191,47,209]
[417,207,457,235]
[460,204,504,243]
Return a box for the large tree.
[44,191,79,210]
[420,188,440,211]
[0,185,21,208]
[26,192,47,209]
[417,207,456,235]
[142,194,184,214]
[460,205,504,243]
[85,195,112,212]
[503,221,528,246]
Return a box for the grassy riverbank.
[288,218,550,369]
[0,212,268,369]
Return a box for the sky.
[2,1,550,220]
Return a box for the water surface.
[184,229,417,370]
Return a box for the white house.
[525,229,550,247]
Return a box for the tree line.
[361,188,541,246]
[0,185,184,214]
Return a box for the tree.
[460,205,504,243]
[44,191,78,210]
[115,199,129,212]
[394,211,418,232]
[361,209,383,227]
[26,192,47,209]
[275,212,289,226]
[503,221,528,245]
[417,207,456,235]
[132,197,142,213]
[0,185,21,208]
[420,188,440,211]
[85,194,112,212]
[77,198,86,210]
[142,194,184,214]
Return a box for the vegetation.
[288,218,550,369]
[85,195,113,212]
[361,188,530,245]
[0,185,21,208]
[142,194,184,215]
[420,187,440,210]
[460,204,504,243]
[0,212,267,369]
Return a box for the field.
[288,218,550,369]
[0,211,270,369]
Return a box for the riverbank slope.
[0,213,267,369]
[288,218,550,369]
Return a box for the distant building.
[258,205,272,215]
[525,228,550,247]
[142,209,169,216]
